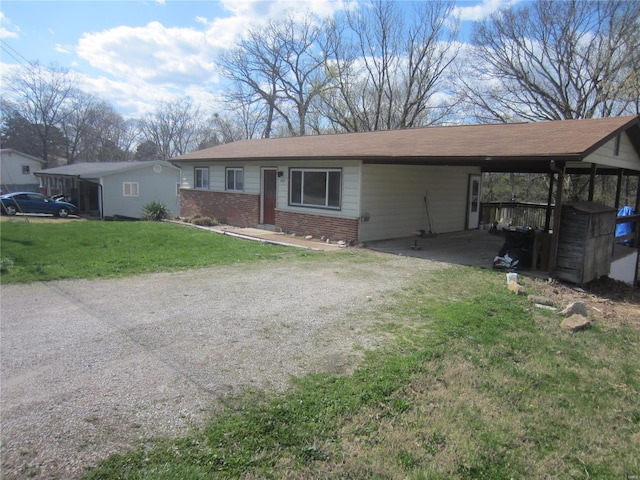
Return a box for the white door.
[467,175,481,229]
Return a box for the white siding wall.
[102,165,181,218]
[358,164,480,242]
[180,160,361,219]
[0,151,44,191]
[181,164,195,188]
[277,160,360,218]
[586,132,640,170]
[181,164,262,193]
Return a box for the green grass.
[82,266,640,480]
[0,219,308,283]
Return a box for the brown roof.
[173,116,640,170]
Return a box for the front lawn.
[3,218,638,478]
[0,218,304,283]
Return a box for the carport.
[363,116,640,282]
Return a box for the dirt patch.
[526,275,640,328]
[0,214,84,223]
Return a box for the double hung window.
[289,169,341,209]
[123,182,139,197]
[226,167,244,191]
[194,167,209,189]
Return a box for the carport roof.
[172,115,640,172]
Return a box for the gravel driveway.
[1,252,440,479]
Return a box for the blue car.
[0,192,79,218]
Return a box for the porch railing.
[481,202,553,230]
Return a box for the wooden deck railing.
[481,202,553,230]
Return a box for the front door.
[467,174,481,229]
[262,168,277,225]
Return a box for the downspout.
[547,160,565,276]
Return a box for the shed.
[555,202,617,284]
[36,161,181,219]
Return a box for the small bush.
[142,201,170,221]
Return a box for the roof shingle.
[172,116,640,163]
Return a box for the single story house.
[1,149,46,194]
[172,116,640,245]
[36,161,181,219]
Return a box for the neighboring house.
[36,161,181,219]
[0,149,46,194]
[172,116,640,246]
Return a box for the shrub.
[142,201,170,221]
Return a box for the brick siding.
[180,189,259,227]
[276,210,359,243]
[180,189,359,241]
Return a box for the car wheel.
[57,207,70,218]
[3,205,17,216]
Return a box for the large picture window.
[289,169,341,209]
[226,168,244,191]
[194,167,209,189]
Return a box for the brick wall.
[276,210,359,242]
[180,189,259,227]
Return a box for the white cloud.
[77,21,219,86]
[72,0,348,117]
[453,0,520,22]
[0,12,20,39]
[55,43,73,54]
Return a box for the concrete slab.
[364,230,506,268]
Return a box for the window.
[289,169,341,209]
[22,165,30,174]
[123,182,139,197]
[226,167,244,191]
[194,167,209,189]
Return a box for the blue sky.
[0,0,515,118]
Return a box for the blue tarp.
[616,205,635,244]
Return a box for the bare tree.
[219,11,335,137]
[218,23,284,138]
[459,0,640,122]
[321,0,459,132]
[61,94,133,163]
[138,97,208,159]
[2,63,78,166]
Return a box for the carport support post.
[547,161,565,275]
[614,169,623,209]
[588,163,597,202]
[545,172,555,232]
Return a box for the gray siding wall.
[358,164,481,242]
[102,166,180,218]
[586,132,640,170]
